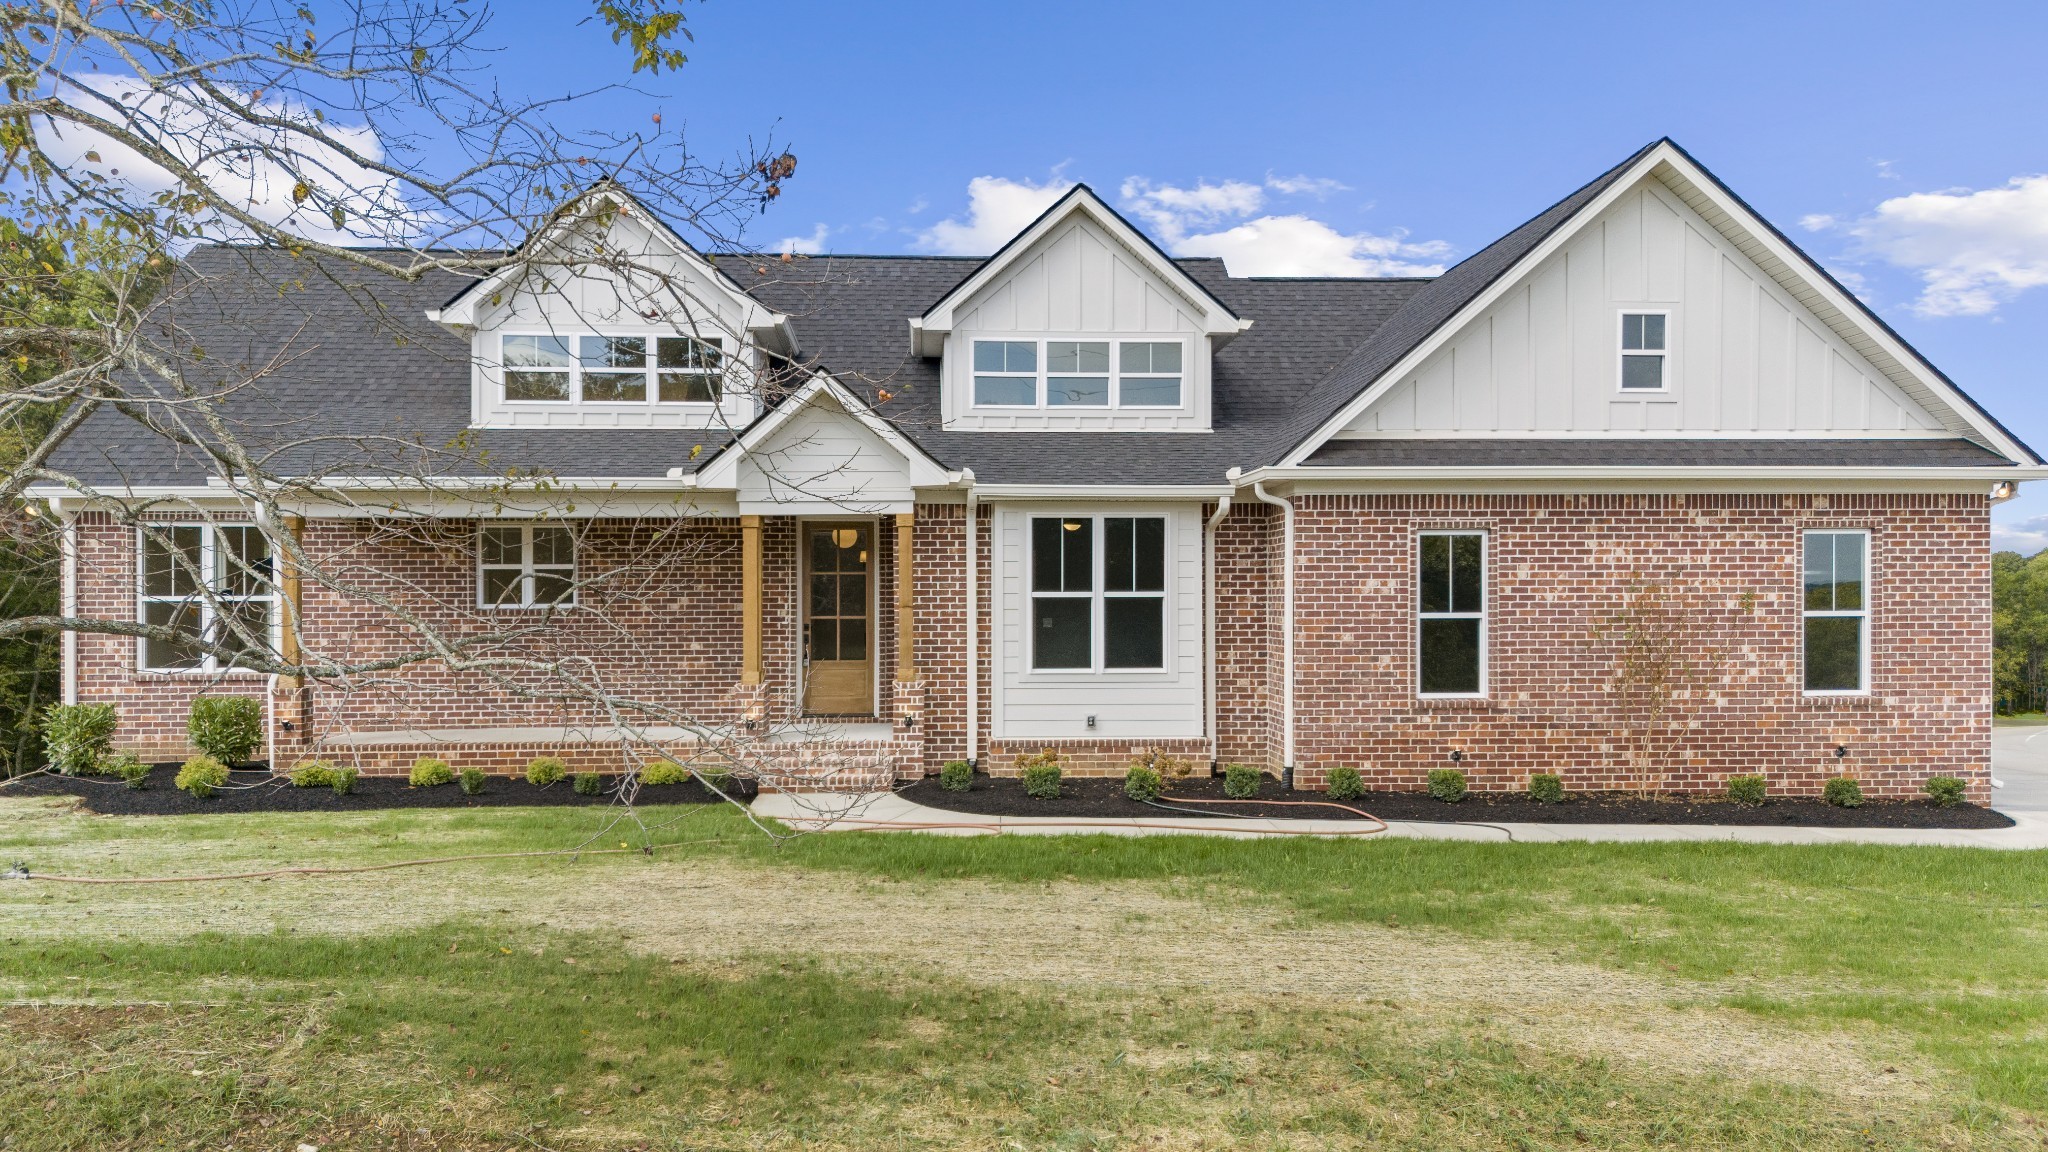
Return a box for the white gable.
[1342,180,1948,438]
[694,376,951,515]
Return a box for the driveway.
[1990,724,2048,816]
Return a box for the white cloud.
[1993,515,2048,555]
[1264,173,1349,198]
[914,175,1073,255]
[1799,213,1837,232]
[36,74,423,247]
[1815,174,2048,317]
[1120,174,1451,277]
[777,223,829,255]
[1119,176,1266,236]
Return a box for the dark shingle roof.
[1302,438,2016,469]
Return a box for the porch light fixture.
[1448,749,1464,763]
[831,528,859,550]
[1834,744,1848,759]
[1063,520,1082,532]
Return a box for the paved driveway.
[1991,725,2048,816]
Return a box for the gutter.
[964,474,980,769]
[1233,464,2048,486]
[1246,477,1295,777]
[1204,489,1233,770]
[59,505,77,707]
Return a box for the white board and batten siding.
[989,503,1205,741]
[944,215,1213,432]
[469,210,758,431]
[733,395,915,516]
[1342,181,1947,438]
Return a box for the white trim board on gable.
[691,375,953,514]
[1282,141,2037,467]
[1338,181,1948,439]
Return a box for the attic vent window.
[1619,312,1668,391]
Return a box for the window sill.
[1413,696,1497,712]
[1799,693,1884,711]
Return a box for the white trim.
[134,523,280,674]
[692,372,952,492]
[1801,528,1871,696]
[494,330,724,409]
[965,484,981,767]
[796,516,883,717]
[1617,308,1672,394]
[1415,530,1489,699]
[1203,493,1232,761]
[59,510,77,706]
[1241,464,2048,487]
[1022,512,1172,676]
[475,522,578,610]
[1329,429,1965,441]
[966,335,1192,413]
[1250,481,1295,769]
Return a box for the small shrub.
[41,703,117,776]
[1924,775,1966,808]
[330,766,357,796]
[526,756,568,787]
[1727,774,1768,806]
[1326,765,1364,802]
[103,751,150,790]
[187,696,263,764]
[1131,746,1195,785]
[175,755,229,799]
[1017,748,1063,799]
[641,760,690,786]
[1427,768,1468,803]
[1823,776,1864,808]
[408,757,454,788]
[459,767,486,795]
[573,771,602,796]
[1124,763,1163,802]
[289,760,339,788]
[1223,762,1261,799]
[939,760,973,792]
[1528,773,1564,804]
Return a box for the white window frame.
[968,336,1191,412]
[498,331,724,407]
[1416,530,1487,699]
[135,523,278,674]
[1617,309,1672,393]
[477,523,578,609]
[1026,514,1170,675]
[1801,528,1870,696]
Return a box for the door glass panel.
[838,616,868,661]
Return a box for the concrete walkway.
[755,734,2048,849]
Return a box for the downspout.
[1204,490,1233,770]
[58,503,77,706]
[1250,481,1294,777]
[964,477,980,768]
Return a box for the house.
[32,139,2045,799]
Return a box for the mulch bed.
[4,764,751,816]
[902,774,2014,829]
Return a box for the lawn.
[1,792,2044,1150]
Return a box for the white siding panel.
[1340,182,1950,439]
[733,399,914,514]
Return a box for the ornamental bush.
[1123,763,1163,802]
[41,703,117,776]
[1017,749,1063,799]
[641,760,690,786]
[1924,775,1966,808]
[1727,774,1768,805]
[1823,776,1864,808]
[330,766,358,796]
[1528,773,1564,804]
[1131,746,1195,785]
[1223,762,1261,799]
[104,751,150,790]
[188,696,263,764]
[408,757,454,788]
[459,767,486,795]
[939,760,973,792]
[1325,765,1364,802]
[290,761,339,788]
[526,756,568,787]
[1427,768,1468,803]
[175,755,229,799]
[573,771,603,796]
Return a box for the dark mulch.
[4,764,751,816]
[903,774,2014,829]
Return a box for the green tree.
[1992,549,2048,715]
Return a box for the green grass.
[1993,713,2047,726]
[2,797,2045,1147]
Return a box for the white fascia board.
[1241,463,2048,490]
[916,186,1240,339]
[1279,141,2036,469]
[970,484,1233,500]
[691,373,952,490]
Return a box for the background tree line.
[1994,547,2048,715]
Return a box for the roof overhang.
[1239,462,2048,494]
[688,371,955,491]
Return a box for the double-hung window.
[1620,312,1668,390]
[970,338,1188,410]
[1802,530,1868,693]
[1417,532,1486,696]
[480,524,577,608]
[137,524,276,671]
[1117,341,1183,407]
[502,333,722,404]
[1046,341,1110,406]
[1029,515,1166,671]
[973,340,1037,406]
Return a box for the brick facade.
[68,490,1992,799]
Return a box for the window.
[1046,341,1110,407]
[480,523,576,608]
[501,333,722,404]
[1118,341,1183,407]
[1417,532,1485,696]
[137,524,276,672]
[1803,530,1867,693]
[1029,515,1166,671]
[1620,312,1668,390]
[973,340,1038,406]
[969,338,1189,410]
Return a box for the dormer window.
[973,340,1037,406]
[1047,342,1110,406]
[1118,342,1182,407]
[969,337,1190,411]
[501,333,722,405]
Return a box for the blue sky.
[503,2,2048,542]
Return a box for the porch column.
[740,514,763,684]
[895,511,918,682]
[278,514,304,682]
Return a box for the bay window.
[1417,531,1485,696]
[1803,530,1868,693]
[1030,515,1166,671]
[137,524,276,672]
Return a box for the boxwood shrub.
[1527,773,1564,804]
[1223,762,1261,799]
[41,703,117,776]
[175,755,229,799]
[526,756,568,786]
[1427,768,1468,803]
[1727,774,1768,806]
[188,696,263,764]
[459,766,487,795]
[573,771,603,796]
[103,751,150,790]
[1325,765,1364,802]
[408,757,454,788]
[1123,763,1163,802]
[1017,748,1063,799]
[290,760,340,788]
[1823,776,1864,808]
[641,760,690,786]
[939,759,973,792]
[1923,775,1965,808]
[330,766,358,795]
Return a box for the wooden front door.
[803,524,873,715]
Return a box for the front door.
[803,524,873,715]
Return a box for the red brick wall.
[910,502,991,772]
[1211,502,1283,770]
[1287,492,1991,800]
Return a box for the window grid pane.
[1418,532,1485,696]
[1802,531,1868,692]
[138,524,276,672]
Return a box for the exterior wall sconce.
[1834,744,1849,759]
[1449,749,1464,762]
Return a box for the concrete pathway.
[755,735,2048,848]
